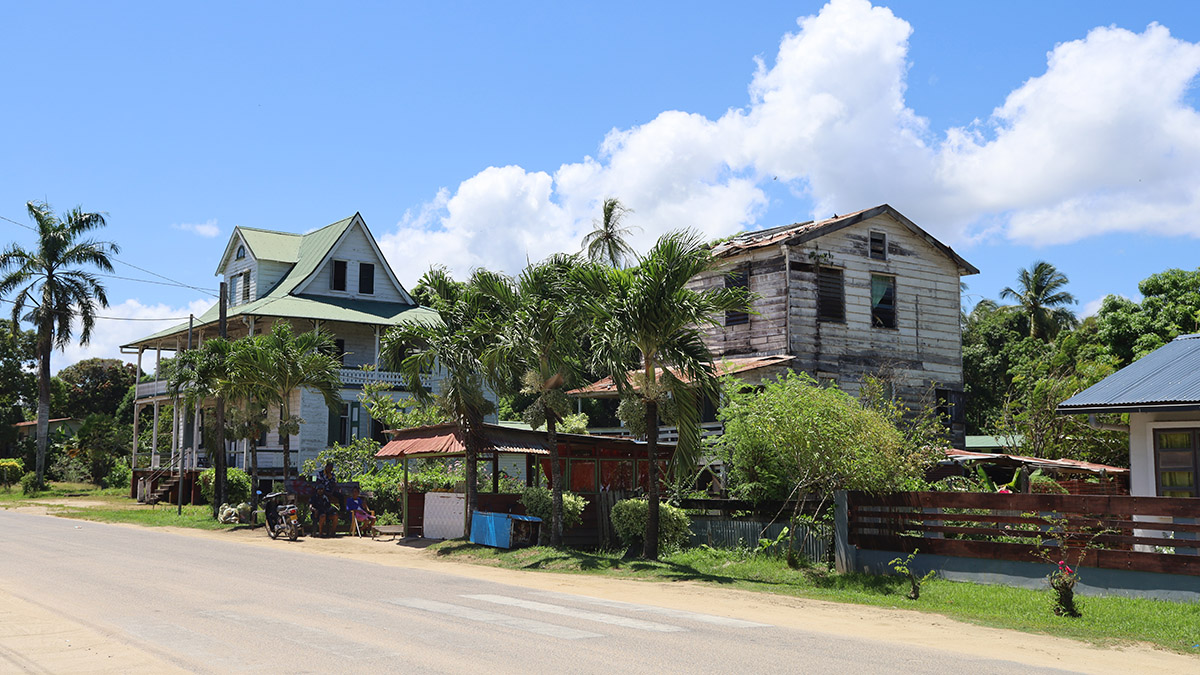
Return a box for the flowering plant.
[1047,559,1080,617]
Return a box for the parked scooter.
[261,491,300,541]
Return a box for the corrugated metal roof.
[943,448,1129,475]
[710,204,978,275]
[238,227,305,263]
[568,354,794,397]
[376,423,550,458]
[1057,334,1200,413]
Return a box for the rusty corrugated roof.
[376,423,550,459]
[710,204,978,275]
[568,355,794,397]
[944,448,1129,475]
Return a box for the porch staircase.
[147,476,179,505]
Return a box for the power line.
[0,297,191,322]
[1,212,219,297]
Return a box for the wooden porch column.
[131,402,141,471]
[151,400,160,469]
[373,325,381,369]
[192,401,201,470]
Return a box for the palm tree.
[476,255,585,546]
[581,198,638,268]
[1000,261,1077,341]
[381,267,496,535]
[229,322,342,479]
[165,337,232,516]
[0,201,118,487]
[223,339,274,509]
[574,230,750,559]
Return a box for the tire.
[287,523,299,541]
[267,523,279,540]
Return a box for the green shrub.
[610,498,691,551]
[101,460,133,490]
[358,465,405,514]
[521,486,587,530]
[20,471,40,496]
[198,467,252,505]
[0,458,23,489]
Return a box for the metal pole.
[403,457,409,538]
[179,314,193,516]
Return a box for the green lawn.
[1,482,237,531]
[430,541,1200,655]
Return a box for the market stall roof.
[376,422,677,460]
[942,448,1128,476]
[568,354,794,397]
[376,423,551,459]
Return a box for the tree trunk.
[249,439,260,510]
[213,397,226,517]
[280,406,291,479]
[547,415,564,546]
[35,318,52,488]
[464,423,478,537]
[643,399,660,561]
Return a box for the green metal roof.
[128,215,435,349]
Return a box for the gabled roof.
[710,204,979,275]
[125,214,431,350]
[1058,334,1200,414]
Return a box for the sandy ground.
[5,500,1200,674]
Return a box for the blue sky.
[2,1,1198,370]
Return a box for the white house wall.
[222,232,258,308]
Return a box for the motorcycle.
[261,491,300,541]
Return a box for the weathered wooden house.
[690,204,978,446]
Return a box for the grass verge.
[430,540,1200,655]
[1,482,237,531]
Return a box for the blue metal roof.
[1058,334,1200,413]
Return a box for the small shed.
[1058,333,1200,498]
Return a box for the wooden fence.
[844,491,1200,577]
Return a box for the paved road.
[0,510,1076,674]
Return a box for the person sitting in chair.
[310,484,339,537]
[312,462,342,537]
[345,487,376,534]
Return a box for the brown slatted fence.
[847,491,1200,576]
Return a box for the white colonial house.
[122,213,458,492]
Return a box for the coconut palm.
[581,198,638,268]
[475,254,585,546]
[0,201,119,487]
[228,322,342,479]
[1000,261,1077,341]
[574,230,750,559]
[165,337,233,516]
[223,339,274,509]
[381,267,496,535]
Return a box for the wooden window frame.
[359,262,375,295]
[235,245,246,260]
[331,260,348,292]
[1152,426,1199,498]
[241,271,251,303]
[869,231,887,261]
[870,274,897,329]
[817,266,845,323]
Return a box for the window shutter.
[327,405,340,446]
[724,266,749,326]
[359,263,375,295]
[817,267,844,322]
[331,260,347,291]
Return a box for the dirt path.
[5,505,1199,674]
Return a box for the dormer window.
[331,260,347,291]
[236,245,246,260]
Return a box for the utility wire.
[0,212,219,297]
[0,297,191,322]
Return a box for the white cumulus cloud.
[171,219,220,238]
[56,298,215,373]
[379,0,1200,286]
